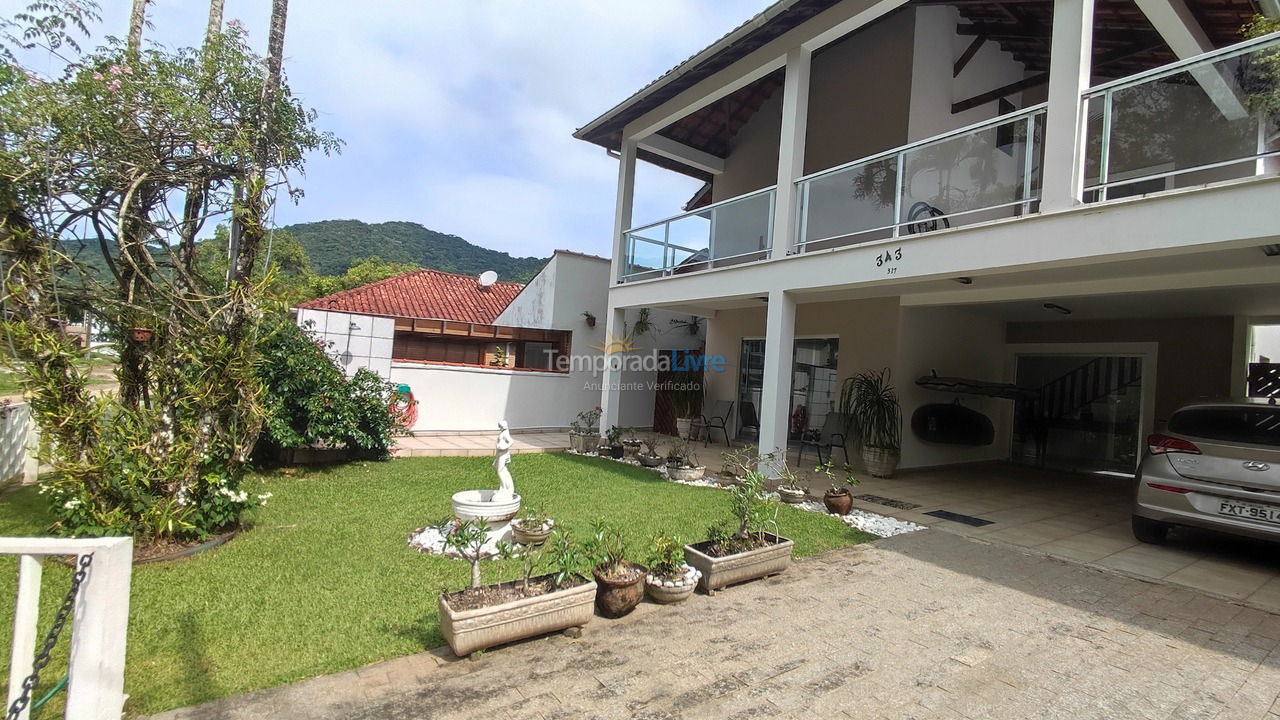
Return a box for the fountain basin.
[451,490,521,522]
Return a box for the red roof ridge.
[293,266,525,324]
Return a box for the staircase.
[1037,356,1142,422]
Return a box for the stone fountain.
[449,420,521,552]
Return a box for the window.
[391,320,570,372]
[1169,406,1280,447]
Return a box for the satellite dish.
[478,270,498,287]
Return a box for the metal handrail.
[624,185,776,235]
[794,103,1048,185]
[1084,30,1280,97]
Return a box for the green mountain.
[284,219,548,283]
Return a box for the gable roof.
[295,269,524,324]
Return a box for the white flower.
[63,499,82,509]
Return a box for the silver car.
[1133,399,1280,544]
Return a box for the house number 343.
[875,247,903,274]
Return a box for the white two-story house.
[575,0,1280,478]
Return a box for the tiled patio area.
[786,459,1280,613]
[392,431,569,457]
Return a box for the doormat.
[853,494,921,510]
[924,510,994,527]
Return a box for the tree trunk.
[206,0,225,40]
[471,559,482,589]
[127,0,148,54]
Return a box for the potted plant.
[582,310,597,328]
[511,505,555,545]
[669,370,703,440]
[637,437,665,468]
[620,427,642,460]
[584,520,646,618]
[718,445,758,485]
[665,437,705,483]
[643,531,700,604]
[568,407,601,454]
[603,425,625,459]
[816,459,859,515]
[683,465,793,595]
[438,523,596,658]
[842,368,902,478]
[775,459,808,505]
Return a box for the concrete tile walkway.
[392,431,569,457]
[147,530,1280,720]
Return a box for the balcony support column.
[599,306,627,434]
[771,47,812,256]
[757,289,796,475]
[1040,0,1095,212]
[612,138,638,282]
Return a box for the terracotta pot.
[592,562,647,618]
[512,519,554,545]
[644,565,701,604]
[684,534,793,594]
[778,486,807,504]
[439,574,596,658]
[608,444,625,459]
[638,453,665,468]
[666,464,705,483]
[862,446,900,478]
[823,489,853,515]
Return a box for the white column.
[65,537,133,720]
[612,138,638,282]
[599,306,627,433]
[771,47,812,256]
[1040,0,1095,213]
[7,555,42,720]
[757,290,796,472]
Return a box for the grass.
[0,453,874,717]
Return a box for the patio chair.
[738,401,760,440]
[796,412,849,466]
[700,400,735,447]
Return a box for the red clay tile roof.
[295,269,524,324]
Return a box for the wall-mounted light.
[1043,302,1072,315]
[955,277,973,285]
[1263,244,1280,257]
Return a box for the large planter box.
[684,534,793,594]
[439,574,596,657]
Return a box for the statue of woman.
[493,420,515,501]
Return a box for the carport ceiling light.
[1043,302,1072,315]
[1264,244,1280,257]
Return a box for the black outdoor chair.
[796,412,849,465]
[700,400,735,447]
[738,401,760,441]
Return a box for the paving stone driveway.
[149,530,1280,720]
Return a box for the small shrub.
[646,531,686,581]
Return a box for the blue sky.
[5,0,768,259]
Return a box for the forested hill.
[284,219,548,282]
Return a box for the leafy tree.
[303,256,420,298]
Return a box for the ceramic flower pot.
[666,464,706,483]
[674,417,693,439]
[684,534,793,594]
[644,565,702,604]
[592,562,647,618]
[778,486,807,504]
[512,519,554,545]
[608,444,625,459]
[823,489,853,515]
[622,442,641,460]
[638,453,665,468]
[569,432,592,453]
[862,446,900,478]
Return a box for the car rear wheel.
[1132,515,1170,544]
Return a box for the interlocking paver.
[146,530,1280,720]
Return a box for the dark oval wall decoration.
[911,403,995,446]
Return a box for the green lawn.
[0,454,874,717]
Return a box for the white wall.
[896,305,1010,469]
[388,363,574,432]
[0,402,37,487]
[296,308,394,378]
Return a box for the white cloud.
[2,0,768,259]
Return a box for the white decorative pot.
[862,447,900,478]
[439,574,596,657]
[512,519,554,545]
[778,487,807,504]
[638,453,665,468]
[674,417,693,439]
[684,534,793,594]
[644,565,702,604]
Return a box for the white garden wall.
[295,308,394,378]
[0,402,37,487]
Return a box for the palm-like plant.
[842,368,901,452]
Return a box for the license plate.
[1217,500,1280,524]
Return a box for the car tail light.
[1147,433,1201,456]
[1146,483,1190,494]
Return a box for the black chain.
[5,553,93,720]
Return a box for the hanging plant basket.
[129,327,155,343]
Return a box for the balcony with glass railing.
[796,105,1046,253]
[1083,32,1280,202]
[622,187,775,281]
